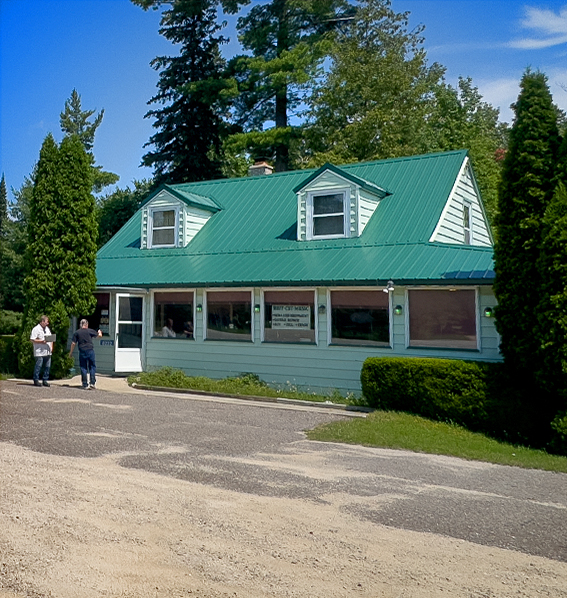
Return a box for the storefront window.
[408,289,477,349]
[263,290,315,343]
[79,293,110,336]
[153,292,194,338]
[206,291,252,341]
[331,290,389,345]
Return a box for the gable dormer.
[429,156,493,247]
[293,163,390,241]
[141,185,222,249]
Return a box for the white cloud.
[508,6,567,49]
[477,78,522,123]
[509,34,567,49]
[477,67,567,123]
[521,6,567,35]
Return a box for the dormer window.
[149,207,178,248]
[295,163,389,242]
[307,189,349,240]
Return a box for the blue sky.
[0,0,566,204]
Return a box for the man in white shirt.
[30,315,53,387]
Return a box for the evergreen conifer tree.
[225,0,354,172]
[493,70,562,443]
[18,134,97,378]
[535,131,567,440]
[0,174,7,308]
[0,174,7,236]
[141,0,229,185]
[0,176,32,312]
[60,89,119,193]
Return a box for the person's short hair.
[40,315,48,323]
[80,319,88,327]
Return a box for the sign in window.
[264,291,315,343]
[271,305,311,329]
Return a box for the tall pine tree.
[139,0,230,184]
[535,131,567,439]
[225,0,355,172]
[493,70,562,443]
[60,89,119,193]
[18,134,98,378]
[0,174,7,309]
[0,176,32,312]
[0,174,7,236]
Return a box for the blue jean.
[79,349,97,387]
[33,355,51,382]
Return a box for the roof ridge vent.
[248,160,274,177]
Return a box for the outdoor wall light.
[254,304,261,313]
[196,304,203,312]
[382,280,395,293]
[318,304,326,314]
[394,305,403,315]
[484,307,494,318]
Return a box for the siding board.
[431,160,492,247]
[138,285,502,394]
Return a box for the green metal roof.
[97,150,495,288]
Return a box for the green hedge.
[0,335,18,375]
[361,357,494,427]
[0,310,22,335]
[361,357,563,453]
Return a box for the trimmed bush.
[360,357,549,449]
[361,357,494,430]
[0,310,22,335]
[549,412,567,456]
[0,335,18,374]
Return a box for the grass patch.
[128,367,565,472]
[306,410,567,472]
[128,367,357,405]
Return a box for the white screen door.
[115,294,144,372]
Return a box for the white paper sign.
[271,305,311,329]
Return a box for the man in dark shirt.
[69,319,102,390]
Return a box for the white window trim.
[150,288,196,339]
[463,200,472,245]
[203,288,255,342]
[306,188,351,240]
[404,286,480,351]
[325,286,393,348]
[148,205,180,249]
[260,287,318,345]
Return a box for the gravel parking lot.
[1,378,566,598]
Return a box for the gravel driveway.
[1,378,566,598]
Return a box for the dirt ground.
[0,441,566,598]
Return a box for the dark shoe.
[33,380,41,387]
[42,381,50,387]
[81,385,89,390]
[89,384,96,390]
